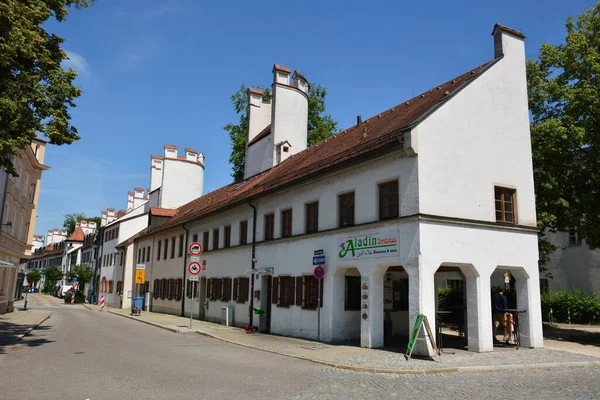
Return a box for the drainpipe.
[181,224,188,317]
[249,201,257,328]
[150,234,156,312]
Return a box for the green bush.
[541,288,600,325]
[64,291,85,304]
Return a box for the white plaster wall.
[160,159,204,209]
[247,100,271,143]
[271,85,308,163]
[419,221,543,349]
[244,135,273,179]
[415,35,536,227]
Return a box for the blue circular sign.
[313,266,325,280]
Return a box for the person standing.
[492,287,511,343]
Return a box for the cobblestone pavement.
[295,365,600,399]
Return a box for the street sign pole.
[190,280,194,329]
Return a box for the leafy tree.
[527,2,600,271]
[42,265,64,292]
[26,269,42,288]
[63,213,101,235]
[71,264,93,292]
[0,0,95,175]
[225,83,338,181]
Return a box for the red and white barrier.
[100,295,105,311]
[71,288,75,304]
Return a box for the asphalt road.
[2,297,600,400]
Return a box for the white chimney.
[185,148,198,162]
[164,144,178,159]
[273,64,291,85]
[492,24,526,60]
[127,191,134,211]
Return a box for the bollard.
[567,309,571,325]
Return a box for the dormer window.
[283,146,289,153]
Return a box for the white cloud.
[63,51,91,76]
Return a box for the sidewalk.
[85,305,600,374]
[0,308,52,349]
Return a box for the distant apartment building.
[0,139,49,314]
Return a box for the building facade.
[0,139,49,314]
[127,25,543,356]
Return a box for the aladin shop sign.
[337,231,399,260]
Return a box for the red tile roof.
[492,24,526,39]
[139,58,498,240]
[67,226,85,241]
[150,208,177,217]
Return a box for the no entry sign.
[188,261,201,275]
[313,266,325,280]
[189,242,203,256]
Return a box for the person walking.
[492,287,512,344]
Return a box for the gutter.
[248,201,257,328]
[181,224,188,317]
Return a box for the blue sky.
[35,0,597,237]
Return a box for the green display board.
[405,314,439,360]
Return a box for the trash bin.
[132,297,144,316]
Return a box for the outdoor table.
[435,310,453,354]
[504,309,527,349]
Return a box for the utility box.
[221,306,233,326]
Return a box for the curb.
[102,310,600,375]
[13,312,52,344]
[106,310,189,334]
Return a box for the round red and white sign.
[188,242,203,256]
[187,261,201,275]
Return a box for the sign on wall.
[337,231,399,261]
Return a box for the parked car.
[58,285,73,298]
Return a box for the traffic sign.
[189,276,199,282]
[190,256,201,262]
[313,266,325,280]
[136,264,146,270]
[188,261,201,275]
[135,269,146,284]
[314,249,324,256]
[313,255,325,266]
[189,242,203,256]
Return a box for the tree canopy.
[63,213,101,235]
[225,83,338,182]
[527,2,600,267]
[0,0,94,174]
[26,269,42,286]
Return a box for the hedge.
[64,291,85,304]
[541,289,600,325]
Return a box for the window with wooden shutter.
[108,280,114,293]
[187,279,192,298]
[160,278,167,299]
[157,241,161,260]
[222,278,231,301]
[163,239,168,260]
[215,278,222,300]
[178,235,184,257]
[144,281,149,295]
[295,277,303,306]
[338,192,355,227]
[303,276,323,309]
[264,213,274,240]
[305,201,319,233]
[203,231,209,252]
[193,281,198,298]
[233,278,238,301]
[146,246,151,262]
[378,180,399,220]
[207,278,213,300]
[176,278,183,301]
[272,277,279,304]
[239,221,248,245]
[170,237,176,259]
[281,209,292,238]
[279,276,292,306]
[168,279,174,300]
[153,279,159,299]
[116,281,123,295]
[224,226,231,248]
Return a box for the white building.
[99,145,204,309]
[541,229,600,295]
[127,25,543,356]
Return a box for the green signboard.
[406,314,424,355]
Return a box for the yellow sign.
[135,269,146,284]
